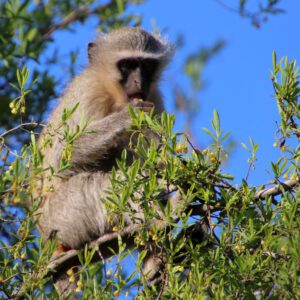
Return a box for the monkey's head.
[87,27,173,107]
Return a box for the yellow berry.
[9,102,15,109]
[290,173,298,180]
[11,108,18,114]
[75,286,82,292]
[113,290,119,297]
[12,196,20,204]
[106,269,112,276]
[202,149,208,155]
[209,152,216,158]
[177,265,184,272]
[234,244,245,253]
[210,157,217,163]
[20,106,26,114]
[273,142,278,147]
[69,275,75,282]
[67,268,74,276]
[175,144,188,154]
[280,245,288,254]
[283,173,289,179]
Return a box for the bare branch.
[42,2,114,39]
[0,122,43,138]
[254,179,299,200]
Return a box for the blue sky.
[51,1,300,185]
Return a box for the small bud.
[75,286,82,292]
[106,269,112,276]
[290,173,298,180]
[113,290,119,297]
[67,268,74,276]
[177,265,184,272]
[234,244,245,253]
[175,144,188,154]
[280,245,288,254]
[209,152,216,159]
[210,157,217,163]
[12,196,20,204]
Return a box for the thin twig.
[42,2,113,40]
[0,122,43,138]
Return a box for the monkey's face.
[117,57,159,102]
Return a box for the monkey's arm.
[70,108,131,167]
[69,100,154,169]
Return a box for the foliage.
[216,0,285,28]
[0,0,299,299]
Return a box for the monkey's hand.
[131,99,154,114]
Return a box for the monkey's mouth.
[128,93,146,101]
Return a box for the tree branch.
[42,2,114,39]
[254,179,299,200]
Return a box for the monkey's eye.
[118,59,139,74]
[141,59,158,77]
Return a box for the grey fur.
[34,27,172,250]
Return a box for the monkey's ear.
[88,42,96,63]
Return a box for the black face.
[117,57,159,100]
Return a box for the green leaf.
[202,127,215,140]
[116,0,124,13]
[212,109,220,136]
[241,142,250,152]
[272,50,277,70]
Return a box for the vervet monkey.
[35,28,173,262]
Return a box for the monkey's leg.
[39,172,113,249]
[38,172,113,298]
